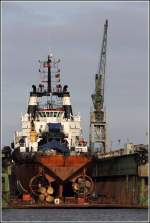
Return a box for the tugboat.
[10,53,94,206]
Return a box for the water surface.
[2,208,148,222]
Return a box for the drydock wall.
[92,154,148,206]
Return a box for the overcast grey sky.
[2,1,148,149]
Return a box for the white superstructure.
[13,54,87,154]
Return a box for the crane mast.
[89,20,108,153]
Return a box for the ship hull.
[4,153,148,209]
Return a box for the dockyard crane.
[89,20,108,153]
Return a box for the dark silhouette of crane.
[89,20,108,153]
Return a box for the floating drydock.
[2,147,148,208]
[2,20,148,208]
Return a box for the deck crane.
[89,20,108,153]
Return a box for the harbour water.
[2,208,148,222]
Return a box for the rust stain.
[37,155,92,181]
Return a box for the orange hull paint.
[36,155,92,181]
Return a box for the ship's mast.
[47,55,52,94]
[89,20,108,153]
[27,53,74,118]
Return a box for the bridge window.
[54,112,57,117]
[38,112,43,117]
[50,112,53,117]
[46,112,49,117]
[43,112,46,117]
